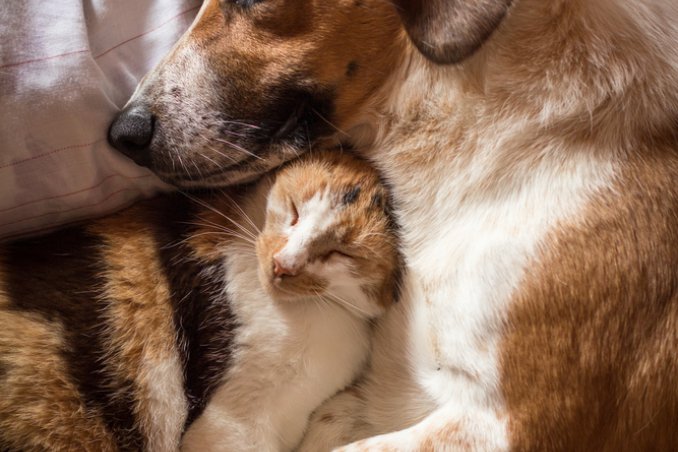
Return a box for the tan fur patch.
[502,151,678,450]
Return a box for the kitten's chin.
[258,267,299,302]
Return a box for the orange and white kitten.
[0,151,400,452]
[182,151,401,451]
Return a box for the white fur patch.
[275,189,336,268]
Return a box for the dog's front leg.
[332,405,508,452]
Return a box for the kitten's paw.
[297,388,367,452]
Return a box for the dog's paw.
[332,430,416,452]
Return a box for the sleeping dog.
[109,0,678,450]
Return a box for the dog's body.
[110,0,678,450]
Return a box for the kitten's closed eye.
[320,250,353,261]
[289,200,299,226]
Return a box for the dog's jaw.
[155,142,299,188]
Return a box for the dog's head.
[108,0,512,188]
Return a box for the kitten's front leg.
[182,411,271,452]
[297,386,371,452]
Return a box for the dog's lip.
[156,165,250,187]
[154,145,264,183]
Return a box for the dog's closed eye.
[224,0,266,9]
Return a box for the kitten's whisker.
[317,292,363,337]
[275,284,326,302]
[323,291,371,318]
[189,216,237,234]
[178,231,229,245]
[184,228,257,246]
[219,190,261,234]
[223,232,257,245]
[308,289,327,311]
[189,196,258,241]
[179,220,258,247]
[179,191,258,241]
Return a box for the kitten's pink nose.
[273,255,297,277]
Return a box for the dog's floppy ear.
[393,0,513,64]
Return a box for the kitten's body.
[0,152,399,452]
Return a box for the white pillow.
[0,0,200,240]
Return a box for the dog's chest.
[372,133,616,410]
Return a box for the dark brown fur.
[0,196,239,451]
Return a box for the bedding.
[0,0,200,240]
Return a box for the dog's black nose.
[108,104,154,167]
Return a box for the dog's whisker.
[175,152,191,179]
[197,152,222,167]
[311,107,350,137]
[197,133,241,164]
[222,119,261,130]
[190,158,204,178]
[214,137,263,161]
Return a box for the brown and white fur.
[109,0,678,450]
[0,151,400,452]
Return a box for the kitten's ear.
[393,0,513,64]
[379,264,403,309]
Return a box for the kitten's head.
[256,152,400,319]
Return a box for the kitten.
[0,151,401,452]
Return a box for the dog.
[109,0,678,450]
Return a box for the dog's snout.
[108,104,155,167]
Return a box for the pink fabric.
[0,0,201,240]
